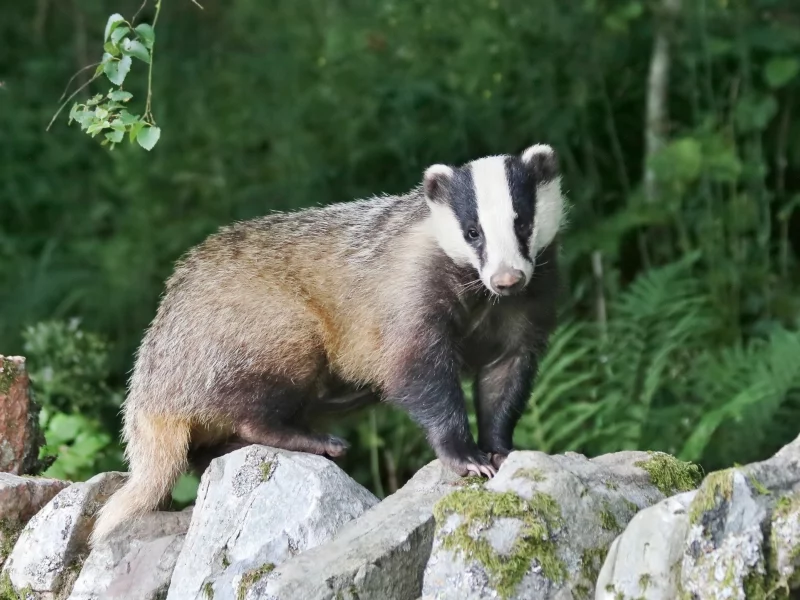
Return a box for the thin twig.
[189,0,205,9]
[143,0,162,123]
[47,72,101,131]
[132,0,148,24]
[57,62,100,102]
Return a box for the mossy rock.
[634,451,703,497]
[433,487,565,599]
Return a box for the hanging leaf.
[136,125,161,150]
[104,55,132,86]
[134,23,156,49]
[110,26,130,46]
[105,129,124,144]
[122,39,150,64]
[108,90,133,102]
[104,13,125,42]
[118,110,140,125]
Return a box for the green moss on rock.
[0,360,19,396]
[573,583,591,599]
[0,572,31,600]
[513,467,545,483]
[688,469,735,524]
[259,461,274,482]
[455,475,486,488]
[599,501,621,532]
[203,581,214,599]
[634,451,703,496]
[638,572,651,591]
[0,519,22,565]
[237,563,275,600]
[580,547,608,584]
[622,498,639,515]
[748,473,771,496]
[434,487,566,599]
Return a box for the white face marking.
[471,156,533,292]
[424,201,479,267]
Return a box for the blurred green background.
[2,0,799,503]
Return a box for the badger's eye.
[516,221,532,235]
[466,227,480,241]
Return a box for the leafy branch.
[49,0,163,150]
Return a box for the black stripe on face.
[504,157,536,260]
[448,167,486,268]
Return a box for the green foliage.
[22,320,124,481]
[60,6,161,150]
[2,0,799,496]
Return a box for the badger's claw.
[323,435,349,458]
[442,448,497,479]
[465,461,497,478]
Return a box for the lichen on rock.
[433,487,565,598]
[236,563,274,600]
[688,468,735,525]
[633,451,703,496]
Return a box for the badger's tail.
[90,412,191,546]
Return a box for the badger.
[90,143,565,544]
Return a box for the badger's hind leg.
[229,377,351,459]
[237,423,350,458]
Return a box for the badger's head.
[423,144,564,296]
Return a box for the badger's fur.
[91,144,565,544]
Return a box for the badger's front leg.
[385,334,496,478]
[474,352,535,469]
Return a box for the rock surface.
[248,459,462,600]
[597,433,800,599]
[421,450,701,600]
[0,474,69,568]
[68,508,192,600]
[166,445,379,600]
[0,355,46,475]
[5,437,800,600]
[595,491,696,599]
[2,471,126,599]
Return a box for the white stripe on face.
[425,201,480,267]
[530,178,564,256]
[470,157,533,291]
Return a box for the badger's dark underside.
[186,381,381,475]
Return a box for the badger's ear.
[521,144,559,182]
[423,164,454,203]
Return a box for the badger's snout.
[490,267,526,295]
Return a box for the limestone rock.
[68,508,192,600]
[0,474,69,568]
[596,433,800,600]
[595,491,696,600]
[0,356,46,475]
[247,459,462,600]
[421,449,700,600]
[166,445,379,600]
[2,472,126,599]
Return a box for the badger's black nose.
[490,269,525,295]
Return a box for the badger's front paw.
[439,446,497,479]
